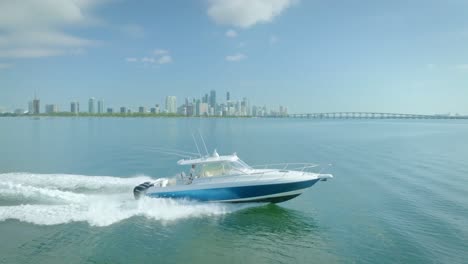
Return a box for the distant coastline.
[0,112,253,118]
[1,112,468,120]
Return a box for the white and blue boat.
[134,150,333,203]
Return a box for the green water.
[1,117,467,263]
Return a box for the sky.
[0,0,468,114]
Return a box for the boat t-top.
[134,149,332,203]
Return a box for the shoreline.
[1,113,467,120]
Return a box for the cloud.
[0,0,106,59]
[207,0,297,28]
[426,64,436,69]
[141,57,156,63]
[225,53,247,62]
[225,29,238,38]
[127,49,173,65]
[121,24,145,38]
[153,49,169,56]
[125,57,138,62]
[0,48,64,58]
[0,63,12,69]
[158,55,172,64]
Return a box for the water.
[0,117,467,263]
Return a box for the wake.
[0,173,255,226]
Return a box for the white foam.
[0,172,153,192]
[0,173,257,226]
[0,182,87,203]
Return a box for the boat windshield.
[198,160,251,177]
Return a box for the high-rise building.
[199,102,208,116]
[88,97,95,113]
[226,91,230,101]
[71,101,80,114]
[195,99,201,116]
[242,97,250,116]
[97,99,104,114]
[209,90,216,110]
[120,106,127,114]
[45,104,58,113]
[107,108,113,113]
[155,104,160,113]
[139,106,146,113]
[32,99,40,114]
[165,96,177,113]
[252,105,258,117]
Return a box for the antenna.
[191,133,202,158]
[199,131,209,156]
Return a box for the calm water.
[0,117,467,264]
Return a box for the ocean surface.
[0,117,467,264]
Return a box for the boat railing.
[194,163,330,183]
[250,163,320,173]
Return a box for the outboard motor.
[133,182,153,200]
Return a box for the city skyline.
[1,1,468,114]
[12,89,288,117]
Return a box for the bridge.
[285,112,468,119]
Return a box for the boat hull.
[146,179,319,203]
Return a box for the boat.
[133,150,333,203]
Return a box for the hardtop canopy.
[177,150,239,166]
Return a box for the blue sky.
[1,0,468,114]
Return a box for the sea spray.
[0,173,258,226]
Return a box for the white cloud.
[153,49,169,56]
[0,63,12,69]
[129,49,173,66]
[207,0,297,28]
[0,48,64,58]
[141,57,156,63]
[238,41,247,47]
[125,57,138,62]
[225,53,247,62]
[426,64,436,69]
[225,29,238,38]
[0,0,106,59]
[158,55,173,64]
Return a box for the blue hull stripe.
[146,179,319,201]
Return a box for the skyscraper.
[242,97,250,116]
[199,102,208,116]
[70,101,80,114]
[165,96,177,113]
[45,104,58,113]
[209,90,216,110]
[32,98,40,114]
[97,99,104,114]
[226,91,230,101]
[195,99,201,116]
[88,97,95,113]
